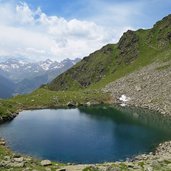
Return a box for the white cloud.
[0,1,134,61]
[16,2,36,25]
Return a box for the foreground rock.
[67,101,76,108]
[13,157,24,162]
[40,160,52,166]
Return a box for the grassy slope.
[10,88,110,109]
[48,44,118,91]
[0,99,18,118]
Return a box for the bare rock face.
[117,30,139,64]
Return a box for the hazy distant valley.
[0,57,80,98]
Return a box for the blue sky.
[21,0,171,28]
[0,0,170,61]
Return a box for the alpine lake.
[0,105,171,164]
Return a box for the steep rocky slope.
[0,58,80,97]
[103,61,171,115]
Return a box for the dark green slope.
[48,14,171,91]
[48,44,119,90]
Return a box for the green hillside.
[48,14,171,91]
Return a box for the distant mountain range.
[0,58,80,98]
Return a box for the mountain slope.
[14,74,49,94]
[0,58,80,83]
[14,58,81,94]
[0,75,15,98]
[48,14,171,91]
[0,58,80,96]
[103,61,171,115]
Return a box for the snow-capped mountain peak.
[39,59,53,70]
[0,57,81,82]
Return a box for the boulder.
[135,85,142,92]
[13,157,24,162]
[13,153,21,158]
[86,102,91,106]
[40,160,52,166]
[67,102,76,108]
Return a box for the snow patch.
[119,95,130,102]
[119,94,130,107]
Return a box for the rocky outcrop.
[67,101,76,108]
[117,30,139,64]
[103,61,171,115]
[0,112,18,123]
[148,14,171,49]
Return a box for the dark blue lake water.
[0,106,171,164]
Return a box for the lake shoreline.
[1,137,171,170]
[1,103,171,170]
